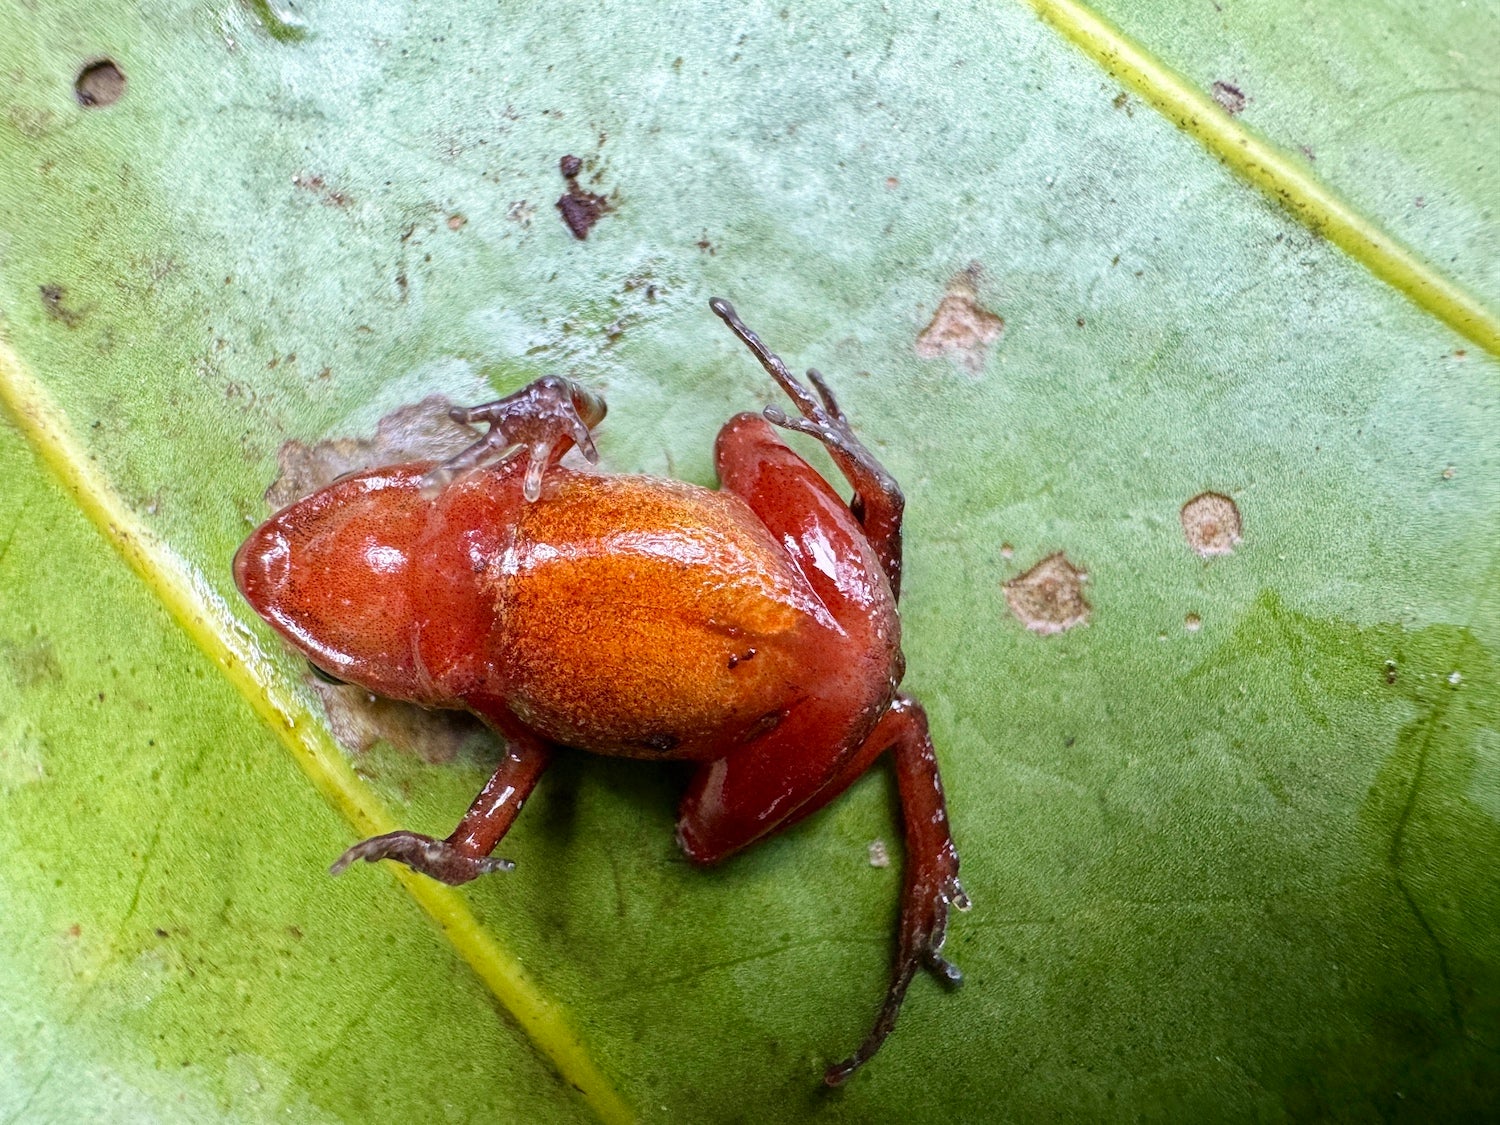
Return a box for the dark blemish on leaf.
[291,173,351,208]
[915,268,1004,375]
[154,928,169,938]
[1004,552,1090,634]
[1111,91,1132,115]
[39,284,83,327]
[74,59,126,108]
[696,233,717,255]
[1300,145,1316,162]
[1211,81,1247,115]
[556,154,610,239]
[1181,492,1242,557]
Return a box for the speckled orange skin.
[235,322,965,1085]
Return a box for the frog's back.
[486,471,831,758]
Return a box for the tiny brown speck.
[447,213,466,230]
[1004,552,1090,634]
[75,59,126,108]
[1181,492,1242,557]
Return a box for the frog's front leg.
[423,374,607,501]
[710,298,906,596]
[331,728,552,886]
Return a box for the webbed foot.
[329,830,514,886]
[421,374,606,501]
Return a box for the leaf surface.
[2,1,1497,1120]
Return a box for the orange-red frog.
[234,299,967,1084]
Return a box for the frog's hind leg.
[817,695,967,1085]
[331,731,552,886]
[677,694,966,1085]
[710,297,906,597]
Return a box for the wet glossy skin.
[234,301,966,1084]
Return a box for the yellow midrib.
[0,343,635,1125]
[1022,0,1500,359]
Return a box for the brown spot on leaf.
[291,173,352,208]
[39,284,83,327]
[556,154,610,239]
[1180,492,1242,557]
[1004,552,1090,634]
[1211,81,1246,115]
[916,270,1004,374]
[75,59,126,108]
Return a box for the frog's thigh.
[714,412,852,550]
[676,693,869,864]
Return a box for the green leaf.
[3,1,1497,1120]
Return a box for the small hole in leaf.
[75,59,127,108]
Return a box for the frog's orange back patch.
[490,473,819,758]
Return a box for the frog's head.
[234,464,450,704]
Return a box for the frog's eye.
[308,660,348,686]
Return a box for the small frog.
[234,299,968,1084]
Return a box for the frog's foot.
[421,374,607,501]
[329,830,515,886]
[708,297,905,596]
[823,862,968,1086]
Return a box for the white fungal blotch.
[868,839,890,868]
[1180,492,1242,558]
[1005,552,1090,634]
